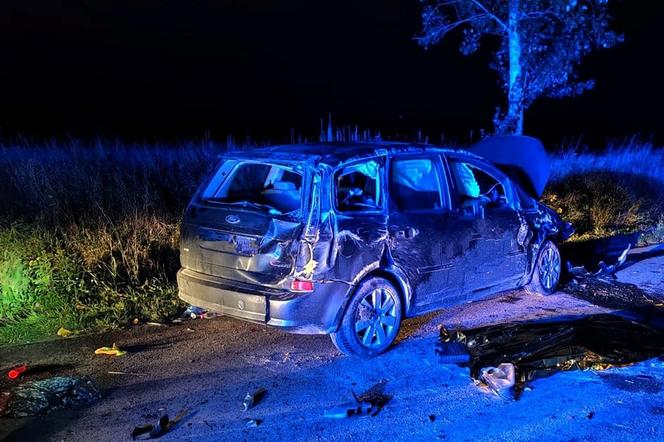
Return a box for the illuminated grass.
[544,139,664,242]
[0,139,218,344]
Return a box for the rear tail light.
[290,279,314,292]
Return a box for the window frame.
[332,157,386,215]
[442,154,517,212]
[199,159,307,215]
[387,153,451,214]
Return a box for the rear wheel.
[330,277,402,357]
[526,240,561,295]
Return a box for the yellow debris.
[94,343,127,357]
[57,327,74,338]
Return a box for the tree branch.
[417,13,490,44]
[469,0,507,31]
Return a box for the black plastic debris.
[1,376,99,417]
[567,244,630,279]
[564,243,664,311]
[439,314,664,399]
[242,387,267,411]
[436,331,471,365]
[324,380,392,418]
[131,409,188,440]
[132,415,170,440]
[324,401,375,419]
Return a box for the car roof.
[222,141,483,168]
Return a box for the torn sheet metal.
[563,243,664,311]
[567,244,631,279]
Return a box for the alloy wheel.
[354,287,399,349]
[539,247,561,290]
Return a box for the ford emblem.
[225,214,241,225]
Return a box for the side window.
[335,160,381,212]
[389,157,443,212]
[447,159,509,211]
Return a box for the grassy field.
[1,138,662,344]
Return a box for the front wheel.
[330,277,402,357]
[526,240,561,295]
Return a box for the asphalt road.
[1,249,663,442]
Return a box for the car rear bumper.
[177,268,353,334]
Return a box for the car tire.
[330,277,402,357]
[526,240,562,296]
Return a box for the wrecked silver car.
[177,136,573,356]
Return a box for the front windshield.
[204,162,303,214]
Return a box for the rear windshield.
[203,161,303,214]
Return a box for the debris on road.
[94,343,127,357]
[183,305,205,319]
[324,381,392,418]
[324,400,375,419]
[353,380,392,412]
[435,332,471,365]
[146,322,167,327]
[108,371,146,377]
[563,244,664,312]
[566,274,664,313]
[245,418,263,428]
[181,305,221,320]
[131,415,169,440]
[480,363,516,395]
[567,244,631,279]
[1,376,99,417]
[7,365,28,380]
[56,327,74,338]
[131,409,188,440]
[439,314,664,399]
[243,387,267,411]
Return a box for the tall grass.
[0,137,662,344]
[0,139,222,343]
[544,139,664,241]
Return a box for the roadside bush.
[0,139,221,343]
[544,140,664,242]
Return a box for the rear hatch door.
[180,159,310,286]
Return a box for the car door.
[387,153,463,312]
[331,157,389,281]
[443,154,528,298]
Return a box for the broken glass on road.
[1,376,99,417]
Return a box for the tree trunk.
[507,0,524,135]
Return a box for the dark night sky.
[1,0,663,146]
